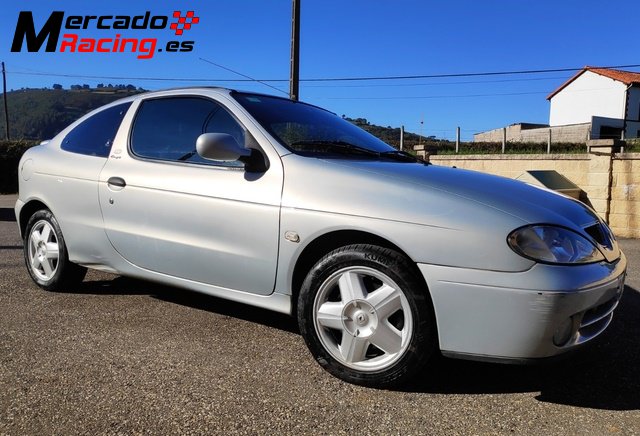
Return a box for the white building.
[547,67,640,139]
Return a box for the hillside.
[344,117,445,150]
[0,88,433,147]
[0,87,143,140]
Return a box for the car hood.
[283,156,601,228]
[335,159,601,227]
[281,156,620,267]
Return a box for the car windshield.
[232,91,412,160]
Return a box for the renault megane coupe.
[16,88,626,388]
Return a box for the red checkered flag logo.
[170,11,199,36]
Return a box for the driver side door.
[99,95,282,295]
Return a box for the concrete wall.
[549,71,627,126]
[473,124,524,142]
[611,155,640,238]
[473,123,590,143]
[427,151,640,238]
[520,123,591,143]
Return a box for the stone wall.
[427,150,640,238]
[473,123,591,144]
[611,155,640,238]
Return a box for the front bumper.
[419,251,626,361]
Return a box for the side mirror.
[196,133,251,162]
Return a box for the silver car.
[15,88,626,388]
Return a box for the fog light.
[553,317,574,346]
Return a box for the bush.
[431,141,587,155]
[624,139,640,153]
[0,140,39,193]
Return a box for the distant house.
[474,67,640,142]
[547,67,640,139]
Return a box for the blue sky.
[1,0,638,140]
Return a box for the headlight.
[507,225,604,264]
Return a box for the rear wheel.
[297,244,436,388]
[24,210,87,291]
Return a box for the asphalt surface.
[0,194,639,435]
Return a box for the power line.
[298,64,640,82]
[7,70,242,83]
[322,86,619,100]
[302,76,570,88]
[198,57,288,95]
[324,91,550,100]
[7,63,640,84]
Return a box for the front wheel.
[297,244,436,388]
[24,209,87,291]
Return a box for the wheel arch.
[290,229,428,312]
[19,199,50,237]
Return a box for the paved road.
[1,194,639,435]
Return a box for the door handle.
[107,176,126,188]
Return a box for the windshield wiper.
[378,150,423,163]
[289,140,428,164]
[177,150,197,161]
[289,140,381,158]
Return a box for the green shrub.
[624,139,640,153]
[431,141,587,155]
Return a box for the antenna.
[199,57,288,96]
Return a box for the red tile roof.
[546,67,640,100]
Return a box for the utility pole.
[400,125,404,151]
[289,0,301,101]
[502,127,506,154]
[2,62,9,140]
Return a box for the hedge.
[0,140,39,194]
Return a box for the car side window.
[130,97,245,167]
[205,107,245,146]
[61,102,132,157]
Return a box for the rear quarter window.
[61,102,132,157]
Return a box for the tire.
[23,209,87,291]
[297,244,436,388]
